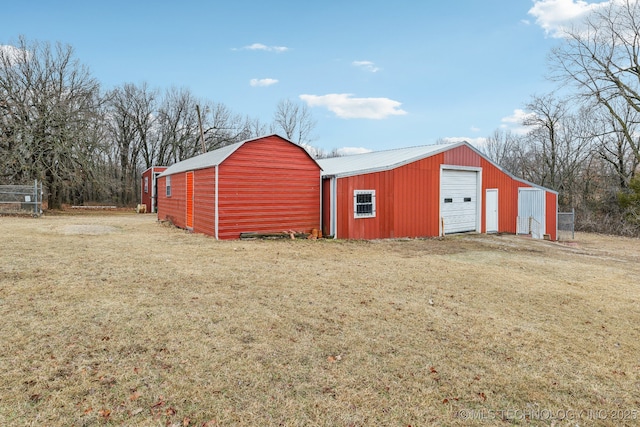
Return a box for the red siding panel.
[193,167,216,236]
[331,144,557,240]
[157,173,187,228]
[546,191,558,241]
[216,136,320,239]
[186,172,194,229]
[393,153,443,238]
[444,145,481,167]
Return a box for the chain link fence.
[557,209,575,241]
[0,180,43,216]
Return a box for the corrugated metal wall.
[331,145,557,240]
[213,136,320,240]
[157,173,187,228]
[141,168,153,213]
[546,191,558,241]
[193,167,216,236]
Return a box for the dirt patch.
[58,224,119,235]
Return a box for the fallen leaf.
[84,407,93,414]
[130,408,143,416]
[166,407,176,416]
[182,416,191,426]
[129,391,141,401]
[98,408,111,418]
[327,356,336,363]
[429,367,438,374]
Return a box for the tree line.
[4,0,640,238]
[0,37,316,209]
[480,1,640,236]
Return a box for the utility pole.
[196,104,206,154]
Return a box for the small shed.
[318,142,557,240]
[141,166,167,213]
[156,135,321,240]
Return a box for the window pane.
[357,193,372,204]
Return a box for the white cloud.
[238,43,289,52]
[249,78,278,87]
[352,60,380,73]
[299,93,407,119]
[470,126,481,133]
[336,147,373,155]
[0,44,29,64]
[500,109,537,135]
[528,0,611,38]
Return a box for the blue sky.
[1,1,603,153]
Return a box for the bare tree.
[513,94,593,208]
[481,128,522,170]
[590,99,640,188]
[0,36,101,208]
[105,82,159,204]
[550,0,640,169]
[271,99,317,145]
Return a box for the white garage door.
[441,169,478,234]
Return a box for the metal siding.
[141,169,152,213]
[335,171,393,239]
[444,145,482,167]
[333,147,553,239]
[393,154,442,238]
[479,158,523,234]
[186,172,194,229]
[193,167,216,236]
[517,188,546,237]
[546,191,558,241]
[157,173,187,228]
[216,136,321,240]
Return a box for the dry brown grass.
[0,213,639,426]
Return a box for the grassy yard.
[0,213,639,426]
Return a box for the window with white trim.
[354,190,376,218]
[144,176,149,193]
[166,175,172,197]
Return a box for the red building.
[156,135,321,240]
[318,142,557,240]
[140,166,167,213]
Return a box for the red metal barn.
[319,142,557,240]
[156,135,321,240]
[141,166,167,213]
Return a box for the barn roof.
[317,142,459,178]
[158,134,320,177]
[317,141,558,194]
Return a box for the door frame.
[485,188,498,233]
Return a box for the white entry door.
[485,189,498,233]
